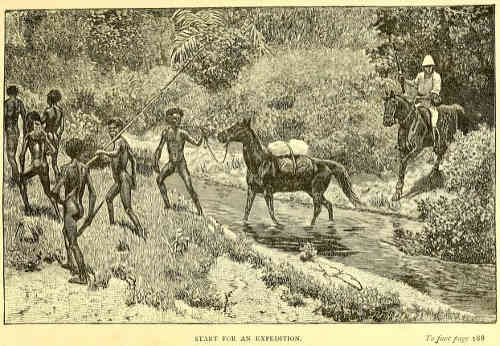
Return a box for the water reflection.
[164,175,496,318]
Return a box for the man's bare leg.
[178,162,203,215]
[61,223,78,274]
[156,162,175,209]
[19,167,38,214]
[5,134,19,183]
[65,211,87,284]
[105,183,120,225]
[120,173,145,238]
[39,167,61,220]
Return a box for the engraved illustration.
[3,6,495,323]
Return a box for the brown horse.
[382,90,477,201]
[217,118,361,226]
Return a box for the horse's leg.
[310,171,330,225]
[393,150,410,201]
[263,189,280,225]
[393,121,427,201]
[322,195,334,221]
[310,194,323,226]
[243,187,256,223]
[432,143,447,174]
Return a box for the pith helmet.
[422,55,435,67]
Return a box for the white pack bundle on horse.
[267,139,309,157]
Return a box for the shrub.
[441,126,495,198]
[408,127,496,264]
[415,194,495,264]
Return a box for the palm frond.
[171,32,205,64]
[171,9,228,66]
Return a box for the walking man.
[50,138,96,285]
[95,117,145,238]
[153,107,206,216]
[19,111,60,218]
[41,89,64,179]
[4,85,27,185]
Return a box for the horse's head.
[382,90,400,127]
[217,117,252,144]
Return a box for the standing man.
[4,85,27,185]
[95,118,145,239]
[19,111,60,219]
[153,107,205,216]
[402,55,442,150]
[41,89,64,179]
[51,138,96,285]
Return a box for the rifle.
[389,38,405,94]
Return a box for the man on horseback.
[402,55,442,151]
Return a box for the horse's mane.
[244,123,268,153]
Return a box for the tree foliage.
[170,9,269,92]
[370,6,494,125]
[240,7,380,50]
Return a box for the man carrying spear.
[95,117,146,239]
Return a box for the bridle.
[205,137,229,164]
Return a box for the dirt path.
[4,264,198,323]
[4,258,331,323]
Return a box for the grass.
[3,153,475,322]
[3,168,238,311]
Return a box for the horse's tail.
[447,104,481,134]
[316,159,363,207]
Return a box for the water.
[164,174,496,320]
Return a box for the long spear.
[86,42,212,166]
[78,40,215,234]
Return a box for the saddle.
[415,104,434,129]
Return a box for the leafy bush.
[409,127,496,264]
[441,127,495,198]
[415,195,495,264]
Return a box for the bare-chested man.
[19,111,60,218]
[41,89,64,179]
[50,138,96,285]
[153,107,205,216]
[4,85,27,184]
[95,118,145,238]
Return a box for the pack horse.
[217,118,361,226]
